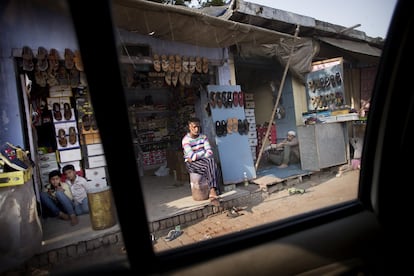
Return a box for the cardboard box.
[245,108,255,117]
[245,101,255,108]
[85,167,107,180]
[86,178,108,190]
[85,154,107,168]
[49,85,73,97]
[86,143,104,156]
[81,133,101,145]
[244,93,254,101]
[58,148,82,163]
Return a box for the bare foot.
[277,164,288,169]
[58,212,70,221]
[70,214,79,226]
[209,188,218,199]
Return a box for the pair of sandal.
[237,119,249,135]
[215,120,227,137]
[164,229,183,242]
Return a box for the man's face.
[287,134,294,141]
[189,122,201,137]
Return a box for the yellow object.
[0,167,32,187]
[87,187,117,230]
[331,109,350,116]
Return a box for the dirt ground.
[152,168,360,251]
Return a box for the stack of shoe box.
[38,150,59,187]
[84,143,108,189]
[76,92,108,189]
[47,86,83,170]
[244,93,258,161]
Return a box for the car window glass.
[109,0,397,253]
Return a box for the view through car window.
[109,0,396,252]
[0,0,397,273]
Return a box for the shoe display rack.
[19,46,108,189]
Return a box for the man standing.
[182,117,220,205]
[266,130,300,168]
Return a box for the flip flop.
[188,57,196,73]
[153,54,161,72]
[63,103,72,120]
[232,117,238,133]
[243,119,249,135]
[210,92,216,108]
[64,48,74,69]
[168,55,175,72]
[227,91,233,108]
[233,91,239,107]
[238,119,244,135]
[53,102,62,121]
[288,187,305,195]
[221,120,227,136]
[82,114,91,131]
[202,57,209,74]
[161,55,169,72]
[22,46,34,71]
[74,50,84,71]
[215,120,222,137]
[182,56,189,73]
[195,56,202,73]
[335,72,342,85]
[175,55,182,72]
[164,229,183,242]
[68,126,77,145]
[238,91,244,107]
[36,46,48,71]
[227,117,233,134]
[227,209,242,218]
[48,48,60,71]
[216,92,222,108]
[58,129,67,147]
[222,92,228,108]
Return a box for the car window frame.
[66,0,403,274]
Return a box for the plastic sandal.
[164,229,182,242]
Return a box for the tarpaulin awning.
[316,37,382,57]
[111,0,297,49]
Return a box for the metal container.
[87,186,117,230]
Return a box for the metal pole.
[255,25,301,170]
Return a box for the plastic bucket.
[189,173,209,201]
[87,186,117,230]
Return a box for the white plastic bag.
[154,164,169,176]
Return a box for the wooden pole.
[255,25,301,170]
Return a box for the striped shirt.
[182,133,213,161]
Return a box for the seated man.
[182,117,220,206]
[266,130,300,168]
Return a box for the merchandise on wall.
[121,51,211,175]
[19,46,108,191]
[207,84,257,186]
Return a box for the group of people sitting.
[40,164,90,226]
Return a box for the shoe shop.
[0,0,381,266]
